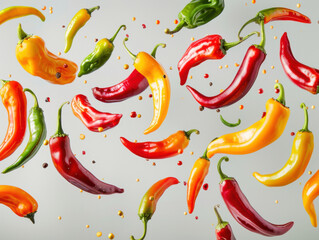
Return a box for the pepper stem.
[217,156,232,182]
[25,211,36,224]
[258,20,266,49]
[53,101,69,137]
[224,31,260,51]
[109,25,126,43]
[17,23,29,42]
[237,16,260,40]
[0,79,8,86]
[214,205,223,224]
[184,129,200,140]
[150,43,166,58]
[24,88,39,108]
[300,103,310,132]
[164,21,186,35]
[86,6,100,15]
[130,218,148,240]
[123,38,137,61]
[274,83,286,106]
[202,148,209,160]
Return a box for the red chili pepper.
[280,32,319,94]
[0,80,27,161]
[214,205,236,240]
[92,43,165,103]
[217,156,294,236]
[71,94,122,132]
[120,129,198,159]
[49,102,124,195]
[178,32,258,86]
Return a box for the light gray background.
[0,0,318,239]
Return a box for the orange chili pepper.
[207,83,290,159]
[123,38,170,134]
[16,24,78,85]
[187,149,210,214]
[303,170,319,227]
[0,185,38,223]
[0,6,45,26]
[0,80,27,161]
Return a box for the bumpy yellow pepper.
[0,6,45,25]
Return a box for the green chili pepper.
[78,25,126,77]
[220,115,241,127]
[164,0,225,35]
[2,88,46,174]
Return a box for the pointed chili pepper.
[206,83,290,159]
[280,32,319,94]
[78,25,126,77]
[187,148,210,214]
[0,6,45,25]
[120,129,199,159]
[0,185,38,224]
[303,170,319,227]
[253,103,313,187]
[92,43,166,103]
[3,88,46,174]
[164,0,224,35]
[130,177,179,240]
[214,205,236,240]
[123,38,170,135]
[49,102,124,195]
[218,156,294,236]
[71,94,122,132]
[238,7,311,39]
[16,24,78,85]
[0,80,27,161]
[64,6,100,53]
[186,22,266,109]
[178,31,258,86]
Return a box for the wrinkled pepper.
[78,25,126,77]
[64,6,100,53]
[3,88,46,174]
[131,177,179,240]
[253,103,313,187]
[0,80,27,161]
[164,0,224,34]
[214,205,236,240]
[123,38,170,135]
[120,129,199,159]
[0,6,45,25]
[303,170,319,227]
[16,24,78,85]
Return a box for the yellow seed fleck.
[311,105,315,109]
[169,66,173,70]
[296,3,301,8]
[225,65,228,68]
[98,195,101,199]
[239,105,244,110]
[270,25,274,29]
[156,20,160,25]
[8,74,11,78]
[152,162,156,166]
[22,165,24,168]
[252,0,256,4]
[80,134,85,140]
[96,232,102,237]
[171,34,174,38]
[275,200,279,204]
[271,66,274,69]
[189,75,193,79]
[43,139,49,145]
[262,69,266,74]
[191,37,195,41]
[118,210,123,216]
[124,64,129,70]
[58,52,61,56]
[184,212,187,215]
[235,63,240,67]
[275,79,279,83]
[98,127,104,132]
[219,65,222,69]
[299,182,302,185]
[84,36,87,38]
[190,151,194,155]
[49,10,53,14]
[220,89,224,93]
[108,233,115,239]
[121,215,124,218]
[103,134,107,138]
[308,171,313,175]
[117,56,121,60]
[80,189,83,193]
[86,225,90,228]
[149,196,154,201]
[132,17,136,21]
[274,36,277,40]
[138,96,143,100]
[42,6,46,10]
[137,114,141,118]
[58,216,62,220]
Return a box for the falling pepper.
[0,6,45,26]
[303,170,319,227]
[214,205,236,240]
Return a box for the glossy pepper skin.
[49,102,124,195]
[214,205,236,240]
[0,6,45,25]
[78,25,126,77]
[71,94,122,132]
[218,157,294,236]
[187,149,210,214]
[253,103,313,187]
[92,43,166,103]
[123,38,170,135]
[164,0,224,34]
[303,170,319,227]
[120,129,199,159]
[0,185,38,223]
[130,177,179,240]
[64,6,100,53]
[0,80,27,161]
[207,83,290,159]
[3,89,46,174]
[16,24,78,85]
[280,32,319,94]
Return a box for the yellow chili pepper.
[123,38,170,134]
[16,24,78,85]
[303,170,319,227]
[64,6,100,53]
[207,83,290,159]
[253,103,313,187]
[0,6,45,25]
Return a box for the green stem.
[258,20,266,49]
[164,21,186,35]
[150,43,166,58]
[53,102,69,137]
[217,156,232,182]
[109,25,126,43]
[300,103,310,132]
[214,205,223,224]
[184,129,200,140]
[237,16,259,40]
[24,88,39,108]
[1,79,8,86]
[202,148,209,160]
[86,6,100,15]
[220,115,241,127]
[130,218,148,240]
[17,23,29,41]
[25,211,36,224]
[224,31,259,51]
[274,83,286,106]
[123,38,137,61]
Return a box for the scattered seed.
[42,163,48,168]
[308,171,312,175]
[199,106,204,111]
[80,134,85,140]
[108,233,115,239]
[123,64,129,70]
[96,232,102,237]
[43,139,49,145]
[239,105,244,110]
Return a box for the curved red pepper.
[214,205,236,240]
[280,32,319,94]
[71,94,122,132]
[218,157,294,237]
[49,102,124,195]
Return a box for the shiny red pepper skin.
[49,102,124,195]
[71,94,122,132]
[260,7,311,24]
[187,45,266,109]
[218,157,294,237]
[214,205,236,240]
[280,32,319,94]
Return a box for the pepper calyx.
[184,129,200,140]
[17,23,32,44]
[274,83,286,106]
[316,85,319,94]
[25,211,36,224]
[164,21,186,35]
[217,156,233,183]
[214,205,229,230]
[299,103,311,132]
[86,6,100,15]
[201,148,210,161]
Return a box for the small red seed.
[261,112,266,118]
[63,64,68,68]
[291,132,295,136]
[82,151,86,155]
[130,111,137,118]
[258,88,263,94]
[142,24,146,29]
[126,34,129,38]
[177,161,183,166]
[183,181,187,186]
[45,97,50,102]
[204,74,209,78]
[195,216,198,220]
[275,88,280,94]
[149,94,152,98]
[203,183,209,190]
